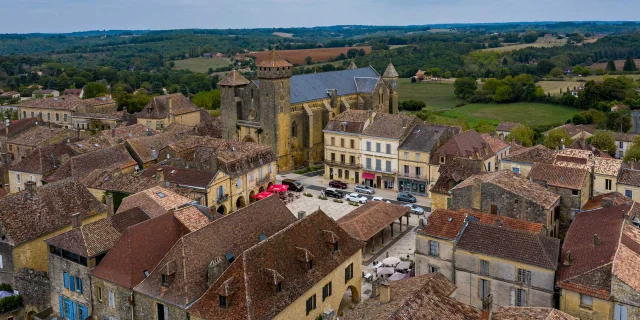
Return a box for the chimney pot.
[297,211,306,220]
[379,281,391,303]
[156,168,164,182]
[71,212,82,229]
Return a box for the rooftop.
[45,145,137,183]
[593,157,622,176]
[137,93,200,119]
[502,145,555,165]
[618,167,640,187]
[530,163,589,190]
[125,132,185,164]
[0,117,38,138]
[287,67,381,104]
[612,131,637,142]
[218,70,250,87]
[496,121,522,132]
[550,124,596,137]
[337,201,409,241]
[324,109,372,134]
[9,142,76,175]
[399,124,461,153]
[141,163,216,189]
[116,186,195,218]
[7,126,68,147]
[80,169,193,197]
[362,113,418,139]
[493,307,577,320]
[256,50,293,68]
[481,133,510,153]
[430,157,484,195]
[20,95,84,111]
[430,130,494,165]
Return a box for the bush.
[0,284,11,292]
[399,100,426,111]
[333,199,344,203]
[303,193,313,197]
[318,195,328,200]
[0,295,22,313]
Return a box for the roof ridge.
[558,262,613,284]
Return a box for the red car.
[329,180,348,189]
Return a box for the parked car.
[329,180,348,189]
[397,192,417,203]
[346,193,368,204]
[403,204,425,215]
[324,188,345,199]
[282,179,304,192]
[372,197,391,203]
[354,185,375,195]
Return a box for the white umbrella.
[388,272,409,281]
[377,267,395,276]
[382,257,401,267]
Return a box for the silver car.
[403,204,425,215]
[354,185,375,195]
[346,193,368,204]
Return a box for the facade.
[500,145,556,178]
[617,164,640,202]
[481,133,511,171]
[593,157,622,196]
[32,89,59,98]
[6,125,70,162]
[495,122,522,140]
[71,111,124,132]
[19,95,117,129]
[136,93,201,131]
[530,162,590,223]
[219,51,399,172]
[547,124,596,141]
[323,110,371,185]
[613,132,636,159]
[141,163,214,206]
[430,158,484,210]
[7,142,76,193]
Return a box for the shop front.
[398,178,427,196]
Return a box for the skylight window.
[157,192,166,198]
[259,233,267,241]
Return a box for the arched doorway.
[249,190,256,203]
[338,285,361,317]
[259,186,265,192]
[243,135,255,143]
[236,196,246,210]
[217,205,227,215]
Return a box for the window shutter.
[0,254,3,269]
[477,279,481,298]
[109,291,115,308]
[510,288,515,305]
[63,273,69,289]
[59,295,63,315]
[615,304,620,320]
[622,305,628,320]
[163,305,169,320]
[69,275,75,291]
[78,278,83,294]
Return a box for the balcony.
[398,172,428,181]
[360,165,397,175]
[325,159,360,169]
[216,194,229,204]
[257,175,273,186]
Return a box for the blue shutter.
[58,295,63,316]
[77,277,83,294]
[69,275,75,291]
[79,305,88,320]
[63,273,69,289]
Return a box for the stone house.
[7,142,75,194]
[0,117,39,166]
[6,125,70,163]
[133,196,296,320]
[19,95,117,129]
[141,163,215,206]
[31,89,59,98]
[115,186,196,218]
[557,196,640,320]
[187,209,365,320]
[481,133,511,171]
[546,124,596,141]
[430,158,484,210]
[323,110,371,185]
[499,145,556,178]
[219,51,399,172]
[613,132,637,159]
[495,122,522,140]
[45,201,149,320]
[397,124,460,197]
[450,170,562,237]
[136,93,201,131]
[593,157,622,196]
[71,110,125,132]
[617,163,640,202]
[125,132,186,169]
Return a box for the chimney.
[379,281,391,303]
[563,250,572,267]
[472,178,482,210]
[71,212,82,229]
[602,197,613,208]
[25,181,37,196]
[297,211,306,220]
[207,257,225,287]
[156,168,164,182]
[402,119,408,128]
[593,234,600,246]
[111,128,116,138]
[106,194,114,217]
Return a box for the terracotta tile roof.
[68,135,114,154]
[63,89,82,96]
[90,211,186,289]
[256,50,293,68]
[80,96,116,108]
[430,130,495,165]
[593,157,622,176]
[45,208,150,258]
[172,205,211,232]
[194,112,222,138]
[7,126,68,147]
[20,95,84,111]
[493,307,577,320]
[45,145,137,183]
[116,186,195,218]
[324,110,371,134]
[457,221,560,270]
[125,132,185,165]
[137,93,199,119]
[583,192,632,210]
[9,142,76,174]
[162,123,194,135]
[612,131,637,142]
[0,117,38,138]
[399,124,461,153]
[337,202,410,241]
[452,170,560,210]
[496,122,522,132]
[502,145,555,165]
[556,148,593,160]
[362,113,419,139]
[187,209,363,319]
[568,138,612,158]
[136,196,297,309]
[550,124,596,137]
[80,169,194,197]
[101,124,158,143]
[612,223,640,293]
[141,163,215,189]
[0,180,106,245]
[346,273,482,320]
[481,133,510,153]
[430,158,483,195]
[218,70,250,86]
[530,163,588,190]
[418,209,467,240]
[618,167,640,187]
[469,211,544,234]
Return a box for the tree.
[305,56,313,65]
[605,60,617,73]
[453,77,477,100]
[358,49,366,57]
[56,73,71,91]
[192,89,221,110]
[589,130,617,156]
[493,85,514,102]
[83,82,108,99]
[415,110,434,122]
[549,67,564,78]
[399,100,426,111]
[508,125,535,147]
[522,32,538,44]
[455,70,465,78]
[473,121,494,134]
[347,49,359,59]
[544,128,572,149]
[623,55,637,72]
[536,60,555,76]
[151,81,164,95]
[571,114,587,124]
[606,109,632,133]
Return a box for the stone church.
[219,50,399,172]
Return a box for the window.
[429,240,439,257]
[330,153,335,162]
[350,140,355,149]
[275,282,282,293]
[428,265,439,274]
[305,294,317,315]
[108,291,115,308]
[517,268,531,285]
[15,173,20,183]
[620,150,624,158]
[606,179,612,191]
[510,288,526,306]
[22,111,26,118]
[376,143,381,153]
[345,263,354,283]
[513,167,520,174]
[366,158,371,169]
[580,294,593,309]
[219,295,227,308]
[341,154,346,163]
[375,159,381,171]
[291,121,298,137]
[571,189,579,196]
[333,242,339,252]
[404,165,410,175]
[416,167,421,176]
[156,192,166,198]
[615,304,628,320]
[403,152,409,160]
[386,144,391,154]
[626,189,633,198]
[480,260,489,276]
[161,274,169,287]
[64,114,68,122]
[47,113,50,121]
[620,141,624,148]
[366,141,371,151]
[63,272,69,289]
[279,106,284,113]
[385,161,391,173]
[75,276,83,294]
[236,178,242,189]
[345,170,349,179]
[341,138,344,147]
[331,137,335,146]
[487,162,491,172]
[156,302,168,320]
[416,153,420,161]
[480,279,490,299]
[268,164,272,174]
[225,252,235,263]
[350,156,355,165]
[307,259,313,270]
[97,286,103,302]
[439,156,445,164]
[258,233,267,241]
[322,282,333,301]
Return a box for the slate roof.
[362,113,418,139]
[502,145,555,165]
[136,196,297,309]
[354,77,379,93]
[345,273,482,320]
[382,62,399,78]
[337,201,410,241]
[451,170,560,210]
[218,70,251,87]
[457,221,560,270]
[0,180,106,246]
[399,124,461,153]
[187,209,363,319]
[493,307,577,320]
[141,163,215,189]
[530,163,588,190]
[116,186,195,218]
[8,126,67,147]
[45,145,137,183]
[126,132,185,165]
[289,67,380,104]
[324,109,371,134]
[90,211,186,289]
[430,158,484,195]
[9,143,76,175]
[45,208,150,258]
[430,130,494,165]
[496,121,522,132]
[137,93,199,119]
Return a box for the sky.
[2,0,639,34]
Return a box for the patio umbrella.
[377,267,395,276]
[253,191,274,200]
[267,184,289,193]
[388,272,409,281]
[395,261,412,272]
[382,257,401,267]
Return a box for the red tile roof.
[493,307,577,320]
[256,50,293,68]
[218,70,250,87]
[116,186,195,218]
[530,163,588,190]
[45,145,137,183]
[337,201,410,241]
[430,130,494,165]
[137,93,199,119]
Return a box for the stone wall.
[47,253,91,317]
[611,276,640,319]
[91,277,134,320]
[14,268,49,314]
[133,292,187,320]
[0,242,14,286]
[414,234,455,281]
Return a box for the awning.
[267,184,289,193]
[253,191,274,200]
[362,172,375,180]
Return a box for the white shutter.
[164,305,169,320]
[109,291,115,308]
[615,304,621,320]
[0,255,3,269]
[510,288,515,306]
[622,305,628,320]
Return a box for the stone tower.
[382,62,399,114]
[219,70,250,140]
[256,51,293,170]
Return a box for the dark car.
[329,180,348,189]
[324,188,345,199]
[282,179,304,192]
[397,192,417,203]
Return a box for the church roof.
[218,70,250,87]
[383,62,399,78]
[288,67,380,104]
[256,50,292,68]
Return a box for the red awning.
[254,191,274,200]
[267,184,289,193]
[362,172,375,180]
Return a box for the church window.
[291,121,298,137]
[279,106,284,113]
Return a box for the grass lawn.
[481,36,567,53]
[398,79,462,110]
[173,57,232,73]
[537,81,583,96]
[438,103,579,127]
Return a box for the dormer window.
[225,252,235,264]
[308,260,313,270]
[275,282,282,293]
[333,242,339,252]
[440,156,445,164]
[143,270,150,277]
[219,295,228,308]
[258,233,267,241]
[161,274,169,287]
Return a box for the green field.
[438,103,579,127]
[173,57,232,73]
[398,79,462,110]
